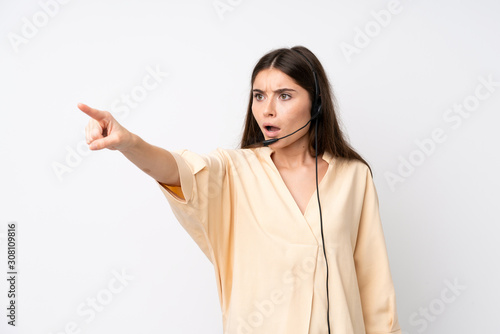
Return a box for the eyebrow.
[252,88,297,94]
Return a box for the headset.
[261,49,331,333]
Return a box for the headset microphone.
[262,109,320,146]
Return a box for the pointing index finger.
[77,103,108,121]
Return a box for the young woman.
[79,46,402,334]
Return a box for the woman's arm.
[353,166,401,333]
[121,135,180,186]
[78,103,180,186]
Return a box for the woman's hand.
[78,103,134,152]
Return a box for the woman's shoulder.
[332,155,372,180]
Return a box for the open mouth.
[264,125,280,137]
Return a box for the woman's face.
[252,68,312,149]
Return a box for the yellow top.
[157,146,402,334]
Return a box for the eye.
[279,93,291,100]
[253,93,264,101]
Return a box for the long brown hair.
[239,45,372,174]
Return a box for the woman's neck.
[270,137,315,169]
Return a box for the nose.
[263,98,276,118]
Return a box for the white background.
[1,0,499,333]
